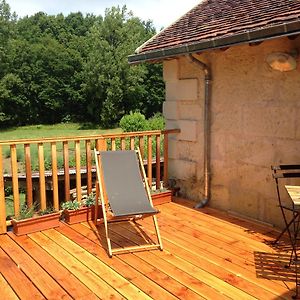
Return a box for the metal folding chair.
[94,149,163,257]
[272,165,300,244]
[272,165,300,298]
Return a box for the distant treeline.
[0,1,164,128]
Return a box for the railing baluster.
[86,140,92,195]
[10,145,20,217]
[163,133,169,187]
[63,141,70,202]
[130,137,135,150]
[0,146,6,233]
[147,136,152,188]
[111,138,116,151]
[139,136,144,159]
[51,142,59,210]
[75,140,81,201]
[38,143,46,210]
[121,137,126,150]
[24,144,33,207]
[156,135,161,189]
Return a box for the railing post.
[63,141,70,202]
[75,140,82,201]
[24,144,33,207]
[86,140,92,195]
[38,143,46,210]
[11,144,20,217]
[147,135,152,188]
[51,142,59,210]
[0,146,6,234]
[155,135,161,189]
[163,133,169,187]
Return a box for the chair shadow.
[93,219,157,253]
[254,251,295,282]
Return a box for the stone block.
[178,102,203,121]
[178,120,197,142]
[163,101,178,120]
[169,159,197,180]
[166,79,198,101]
[168,139,178,160]
[163,59,179,82]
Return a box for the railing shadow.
[254,251,295,282]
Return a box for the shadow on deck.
[0,198,296,299]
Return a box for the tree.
[81,6,163,127]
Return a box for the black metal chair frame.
[272,164,300,298]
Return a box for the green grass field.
[0,123,122,173]
[1,123,122,217]
[0,123,121,141]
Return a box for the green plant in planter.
[61,200,81,210]
[16,204,36,220]
[38,207,56,216]
[82,193,96,207]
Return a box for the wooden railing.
[0,129,179,233]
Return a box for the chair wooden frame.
[94,148,163,257]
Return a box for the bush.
[148,113,165,130]
[119,112,149,132]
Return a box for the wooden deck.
[0,198,296,299]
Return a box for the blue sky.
[6,0,201,29]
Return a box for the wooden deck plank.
[108,223,261,300]
[0,234,72,300]
[117,220,292,300]
[28,231,124,299]
[0,273,19,300]
[1,200,294,299]
[142,206,294,292]
[8,232,99,300]
[83,221,228,300]
[42,228,152,300]
[57,222,179,300]
[71,222,207,300]
[0,247,45,300]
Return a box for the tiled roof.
[131,0,300,62]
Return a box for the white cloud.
[6,0,200,29]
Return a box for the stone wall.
[163,36,300,227]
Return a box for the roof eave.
[128,20,300,64]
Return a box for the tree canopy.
[0,1,164,128]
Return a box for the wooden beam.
[51,142,59,210]
[38,143,46,210]
[0,146,6,234]
[63,141,70,202]
[24,144,33,207]
[75,140,81,201]
[10,145,20,217]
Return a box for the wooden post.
[86,140,92,195]
[38,143,46,210]
[75,140,81,201]
[139,136,144,160]
[111,138,116,151]
[121,137,126,150]
[147,136,152,188]
[51,142,59,210]
[24,144,33,207]
[163,133,169,187]
[0,146,6,234]
[156,135,161,189]
[63,141,70,201]
[130,137,135,150]
[10,145,20,217]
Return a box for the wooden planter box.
[151,190,172,206]
[12,212,60,236]
[62,206,97,225]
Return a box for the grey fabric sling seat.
[94,149,163,257]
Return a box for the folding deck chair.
[94,149,163,257]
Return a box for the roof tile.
[137,0,300,54]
